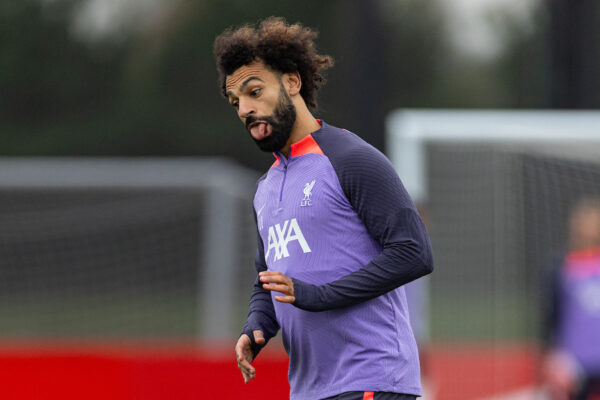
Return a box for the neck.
[280,104,320,157]
[570,241,600,252]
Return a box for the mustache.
[245,115,275,130]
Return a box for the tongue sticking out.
[250,122,270,140]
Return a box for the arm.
[241,212,279,357]
[261,142,434,312]
[540,261,579,396]
[294,146,433,311]
[541,256,563,348]
[235,208,280,383]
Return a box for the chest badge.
[301,180,316,207]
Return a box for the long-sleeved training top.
[242,121,434,400]
[547,248,600,375]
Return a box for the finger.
[253,330,265,345]
[235,336,255,366]
[258,270,282,277]
[259,274,289,284]
[237,357,252,371]
[240,366,255,383]
[274,295,295,303]
[238,361,254,377]
[236,351,251,368]
[237,350,252,365]
[237,358,255,377]
[235,335,256,383]
[262,283,292,295]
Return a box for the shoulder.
[256,171,268,186]
[312,122,394,174]
[253,171,269,206]
[254,171,269,192]
[312,122,412,210]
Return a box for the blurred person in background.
[214,17,433,400]
[542,197,600,400]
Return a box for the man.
[214,17,434,400]
[542,198,600,400]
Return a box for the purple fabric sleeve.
[292,127,434,312]
[241,178,279,360]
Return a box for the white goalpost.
[0,157,258,342]
[386,109,600,398]
[387,110,600,204]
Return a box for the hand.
[235,330,265,384]
[542,351,579,400]
[259,271,295,303]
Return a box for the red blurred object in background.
[0,341,289,400]
[0,341,539,400]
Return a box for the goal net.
[387,110,600,398]
[0,158,258,343]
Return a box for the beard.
[246,86,296,153]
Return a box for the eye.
[250,88,261,97]
[230,100,239,109]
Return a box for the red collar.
[289,133,324,157]
[271,120,324,167]
[566,246,600,261]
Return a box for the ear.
[283,71,302,96]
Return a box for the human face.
[225,61,297,153]
[569,208,600,250]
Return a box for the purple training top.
[242,121,434,399]
[556,249,600,375]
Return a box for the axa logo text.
[265,218,311,262]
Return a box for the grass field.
[0,291,198,338]
[430,294,539,341]
[0,290,539,343]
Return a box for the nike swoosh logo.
[256,204,266,217]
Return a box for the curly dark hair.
[214,17,334,112]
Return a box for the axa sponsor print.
[265,218,311,262]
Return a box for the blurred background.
[1,0,600,399]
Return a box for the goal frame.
[386,109,600,204]
[0,157,258,341]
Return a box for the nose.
[237,98,256,119]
